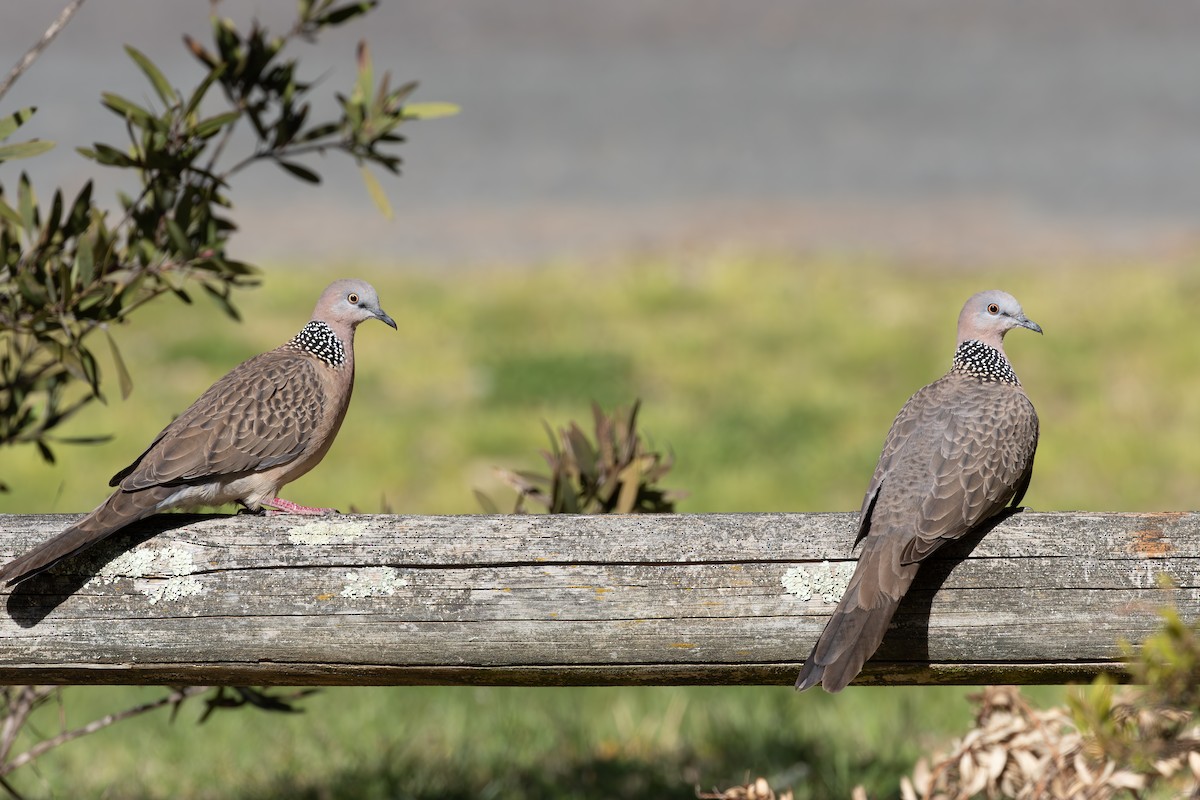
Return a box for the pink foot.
[262,497,339,516]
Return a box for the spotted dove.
[0,279,396,585]
[795,290,1041,692]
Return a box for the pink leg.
[262,497,339,516]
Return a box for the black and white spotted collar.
[950,339,1020,385]
[287,320,347,367]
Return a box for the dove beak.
[375,308,398,329]
[1016,315,1042,335]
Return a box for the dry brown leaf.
[961,751,990,797]
[698,776,790,800]
[1012,749,1045,780]
[1072,752,1093,785]
[982,745,1008,782]
[912,758,932,795]
[1108,769,1147,792]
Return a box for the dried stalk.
[0,0,89,104]
[0,686,210,777]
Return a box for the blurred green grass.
[3,255,1198,798]
[13,684,1065,800]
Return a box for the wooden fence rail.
[0,511,1192,686]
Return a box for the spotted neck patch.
[288,320,346,367]
[951,339,1020,385]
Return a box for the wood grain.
[0,511,1191,686]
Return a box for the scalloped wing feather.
[114,350,326,491]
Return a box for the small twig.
[0,0,90,104]
[0,688,55,769]
[0,686,211,777]
[0,772,26,800]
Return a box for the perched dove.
[0,279,395,585]
[795,290,1041,692]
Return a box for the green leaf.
[0,198,21,226]
[359,165,392,219]
[295,121,341,143]
[104,327,134,400]
[17,172,36,233]
[165,218,193,256]
[353,41,373,107]
[193,110,241,139]
[52,434,114,446]
[65,181,94,235]
[42,188,64,243]
[74,234,95,284]
[213,18,241,67]
[316,2,377,27]
[0,139,55,162]
[389,81,419,106]
[201,282,242,321]
[78,144,136,168]
[0,107,36,142]
[125,46,178,105]
[277,160,321,184]
[183,62,227,117]
[36,440,56,465]
[101,92,154,125]
[401,101,460,120]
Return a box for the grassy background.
[2,255,1198,798]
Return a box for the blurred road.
[3,1,1199,265]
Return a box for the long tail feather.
[0,487,173,585]
[795,595,905,692]
[796,536,919,692]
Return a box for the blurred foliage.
[890,603,1200,800]
[1071,604,1200,790]
[0,0,454,485]
[486,400,686,514]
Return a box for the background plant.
[483,400,686,514]
[885,603,1200,800]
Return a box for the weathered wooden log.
[0,511,1191,686]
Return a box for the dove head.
[956,290,1041,350]
[312,279,397,334]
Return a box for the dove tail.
[795,539,919,693]
[795,596,904,692]
[0,487,173,585]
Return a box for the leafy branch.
[0,0,455,487]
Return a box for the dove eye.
[987,303,999,314]
[347,292,360,304]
